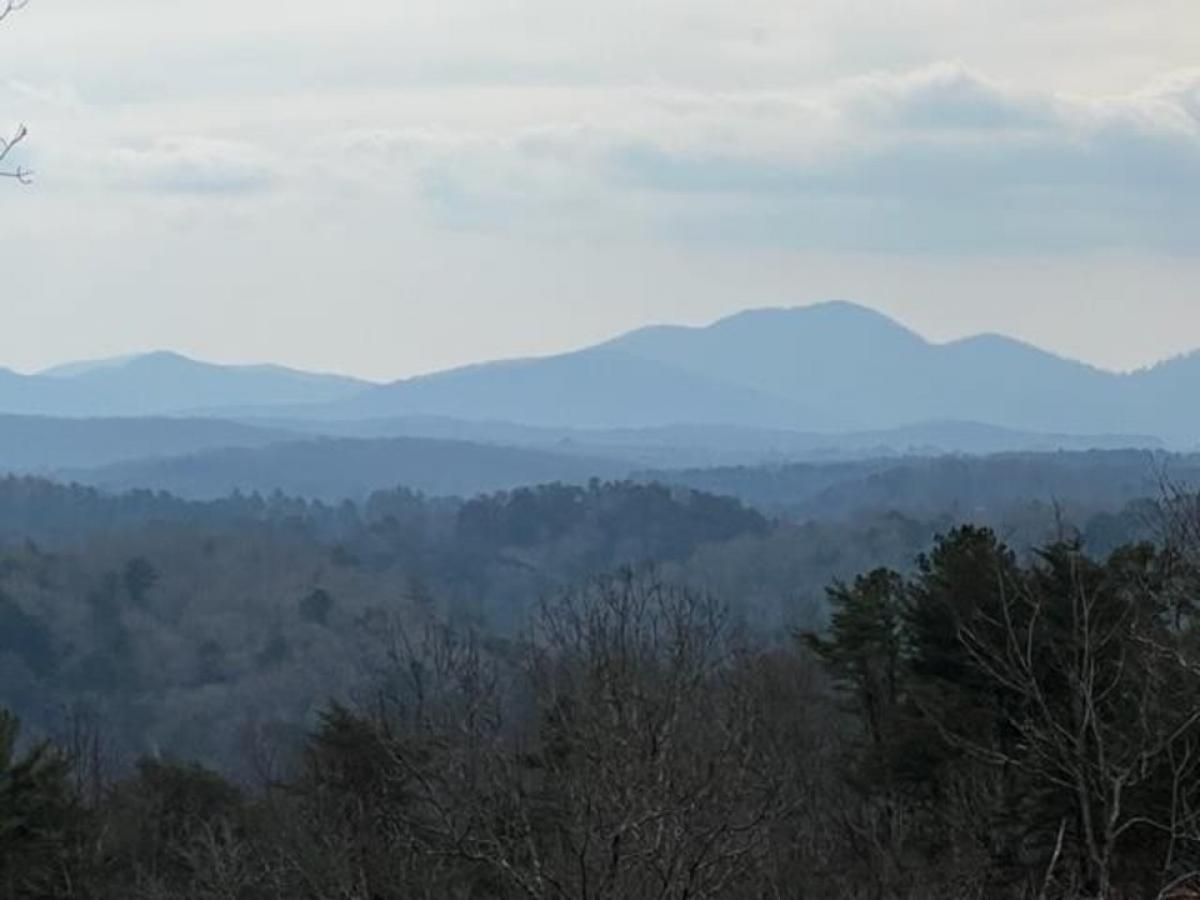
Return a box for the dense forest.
[0,450,1192,897]
[5,515,1200,897]
[0,461,1164,765]
[648,450,1200,521]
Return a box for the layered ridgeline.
[340,301,1197,440]
[0,351,369,417]
[1,303,1195,471]
[2,413,1161,497]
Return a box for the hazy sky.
[1,0,1199,379]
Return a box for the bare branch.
[1,2,32,183]
[0,0,29,26]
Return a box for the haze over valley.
[4,1,1200,896]
[1,301,1189,503]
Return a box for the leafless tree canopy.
[1,0,31,184]
[2,515,1200,899]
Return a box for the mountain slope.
[335,346,837,429]
[256,415,1163,468]
[10,303,1200,443]
[645,450,1198,521]
[0,414,297,472]
[66,436,631,501]
[606,301,934,422]
[324,301,1168,437]
[607,303,1117,433]
[0,352,372,417]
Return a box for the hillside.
[263,416,1161,467]
[645,449,1200,522]
[303,302,1200,441]
[0,352,371,417]
[0,414,296,471]
[66,436,631,501]
[330,347,830,429]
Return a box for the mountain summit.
[5,303,1199,443]
[340,301,1190,440]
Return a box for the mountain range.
[0,351,368,417]
[349,302,1198,441]
[3,302,1196,450]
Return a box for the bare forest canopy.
[5,508,1200,898]
[0,455,1171,770]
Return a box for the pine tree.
[0,709,75,898]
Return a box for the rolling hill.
[65,436,630,501]
[0,414,296,472]
[643,449,1200,522]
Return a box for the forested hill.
[0,476,763,552]
[646,449,1200,520]
[0,477,774,763]
[0,467,1164,771]
[62,436,631,501]
[0,414,295,471]
[0,470,1193,897]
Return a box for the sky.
[1,0,1199,379]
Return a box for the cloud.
[41,60,1199,252]
[100,137,275,194]
[834,63,1057,131]
[1133,70,1200,128]
[482,64,1200,253]
[3,79,83,111]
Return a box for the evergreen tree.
[0,710,75,898]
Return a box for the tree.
[298,587,334,626]
[284,571,798,900]
[122,556,159,608]
[492,571,790,900]
[0,709,76,897]
[898,537,1200,898]
[0,0,31,184]
[804,528,1200,898]
[99,758,258,898]
[805,568,905,753]
[943,543,1200,896]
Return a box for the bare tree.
[950,545,1200,898]
[474,570,793,900]
[278,572,803,900]
[1,0,31,184]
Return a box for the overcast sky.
[1,0,1198,379]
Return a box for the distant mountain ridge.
[329,347,837,430]
[330,302,1198,441]
[0,412,1160,503]
[65,436,629,501]
[0,351,370,417]
[6,303,1199,443]
[0,414,297,471]
[598,303,1115,435]
[643,448,1200,524]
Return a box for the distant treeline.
[647,449,1199,521]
